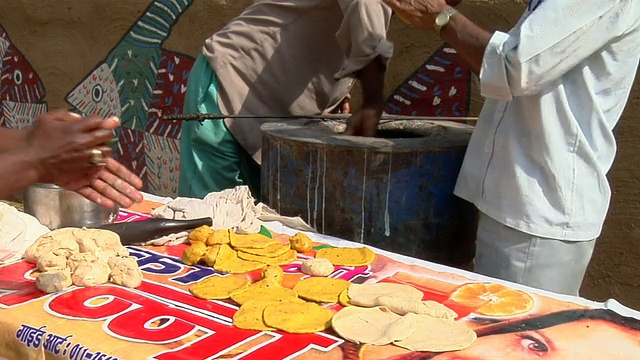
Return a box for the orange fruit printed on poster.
[448,282,535,317]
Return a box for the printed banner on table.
[1,219,639,359]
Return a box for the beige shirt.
[202,0,393,163]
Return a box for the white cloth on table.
[147,186,314,245]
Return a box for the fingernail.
[108,116,121,124]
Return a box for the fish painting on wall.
[384,44,472,118]
[0,25,48,131]
[66,0,195,197]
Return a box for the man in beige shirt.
[179,0,393,200]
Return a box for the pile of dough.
[24,227,143,293]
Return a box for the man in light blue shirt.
[384,0,640,295]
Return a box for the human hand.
[343,105,383,137]
[330,94,352,115]
[385,0,461,30]
[22,111,116,185]
[66,158,144,209]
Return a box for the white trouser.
[474,212,597,296]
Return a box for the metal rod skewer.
[162,113,477,122]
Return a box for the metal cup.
[23,184,119,230]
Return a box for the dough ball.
[301,258,334,277]
[36,268,72,293]
[37,252,67,272]
[67,253,98,273]
[109,257,143,288]
[71,261,111,287]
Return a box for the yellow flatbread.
[263,302,334,334]
[230,279,299,305]
[237,249,298,266]
[338,289,353,307]
[213,244,266,274]
[230,233,279,249]
[293,277,351,303]
[235,242,291,258]
[315,247,375,267]
[233,298,306,331]
[189,275,250,300]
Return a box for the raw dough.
[347,283,424,308]
[331,306,416,345]
[109,257,143,288]
[36,268,72,293]
[67,253,98,273]
[24,228,80,263]
[71,260,111,287]
[73,228,127,257]
[301,258,334,277]
[37,252,67,272]
[393,313,477,352]
[51,236,81,258]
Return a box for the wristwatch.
[434,7,458,35]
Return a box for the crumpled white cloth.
[148,186,314,245]
[0,202,50,264]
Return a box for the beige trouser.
[474,213,597,296]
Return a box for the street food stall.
[1,190,639,360]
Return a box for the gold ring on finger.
[89,148,106,166]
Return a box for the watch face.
[436,13,448,26]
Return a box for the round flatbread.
[393,313,477,352]
[233,298,306,331]
[347,283,424,308]
[230,279,299,305]
[314,247,375,266]
[331,306,416,345]
[263,302,334,334]
[235,242,291,258]
[294,277,351,303]
[237,249,297,266]
[190,275,251,300]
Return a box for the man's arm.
[0,150,41,199]
[336,0,393,136]
[383,0,635,100]
[0,127,28,153]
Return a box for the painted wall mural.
[66,0,195,197]
[384,44,471,118]
[0,0,471,198]
[0,26,48,130]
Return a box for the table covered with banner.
[1,198,639,360]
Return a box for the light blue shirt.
[454,0,640,240]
